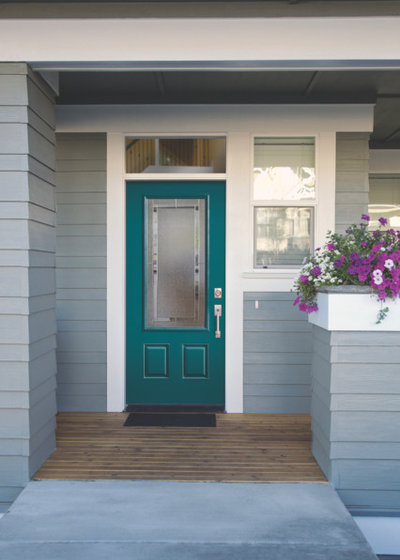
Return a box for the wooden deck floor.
[34,413,326,483]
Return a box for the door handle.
[214,304,222,338]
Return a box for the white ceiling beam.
[0,17,400,67]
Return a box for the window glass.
[126,137,226,173]
[254,207,313,267]
[253,137,315,200]
[369,175,400,230]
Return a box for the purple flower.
[293,296,301,307]
[361,241,368,247]
[311,266,322,277]
[300,275,308,284]
[361,214,370,222]
[379,217,388,226]
[334,256,345,268]
[327,243,336,250]
[350,252,361,263]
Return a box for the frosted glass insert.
[254,137,315,200]
[254,207,312,267]
[146,198,206,328]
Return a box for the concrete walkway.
[0,480,377,559]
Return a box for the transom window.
[125,137,226,174]
[253,137,316,268]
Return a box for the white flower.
[374,276,383,285]
[380,247,386,251]
[372,269,383,278]
[384,259,394,270]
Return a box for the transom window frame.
[250,133,319,271]
[125,133,227,177]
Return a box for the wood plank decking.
[34,413,326,483]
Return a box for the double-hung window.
[253,137,316,268]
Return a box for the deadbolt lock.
[214,288,222,298]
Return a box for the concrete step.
[0,480,377,560]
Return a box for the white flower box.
[308,290,400,331]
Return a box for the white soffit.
[0,18,400,67]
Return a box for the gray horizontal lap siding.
[55,133,107,412]
[311,326,400,514]
[243,293,312,413]
[335,132,369,234]
[0,64,57,509]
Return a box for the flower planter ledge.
[308,286,400,331]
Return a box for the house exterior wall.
[243,292,312,414]
[311,325,400,514]
[243,132,370,414]
[335,132,370,234]
[55,133,107,412]
[0,63,57,509]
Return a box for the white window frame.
[251,135,317,270]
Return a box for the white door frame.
[54,104,373,412]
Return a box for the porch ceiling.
[57,69,400,148]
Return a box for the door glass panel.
[146,198,206,328]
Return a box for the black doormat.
[124,413,216,427]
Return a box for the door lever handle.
[214,304,222,338]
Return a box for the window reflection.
[254,207,312,267]
[254,137,315,200]
[368,175,400,231]
[126,137,226,174]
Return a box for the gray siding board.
[56,256,106,268]
[57,288,106,301]
[57,332,107,353]
[311,324,400,512]
[243,396,310,414]
[0,66,56,507]
[243,384,310,397]
[29,431,56,477]
[57,363,106,384]
[244,332,312,353]
[55,133,107,412]
[339,490,400,511]
[0,75,28,104]
[244,320,312,332]
[57,171,106,191]
[243,292,312,413]
[58,383,106,396]
[56,268,106,289]
[56,351,107,364]
[56,236,106,256]
[57,395,107,412]
[332,442,400,461]
[334,460,400,491]
[56,300,106,322]
[335,132,369,233]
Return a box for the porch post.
[0,63,57,509]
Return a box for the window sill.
[242,269,300,280]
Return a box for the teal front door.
[126,181,225,406]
